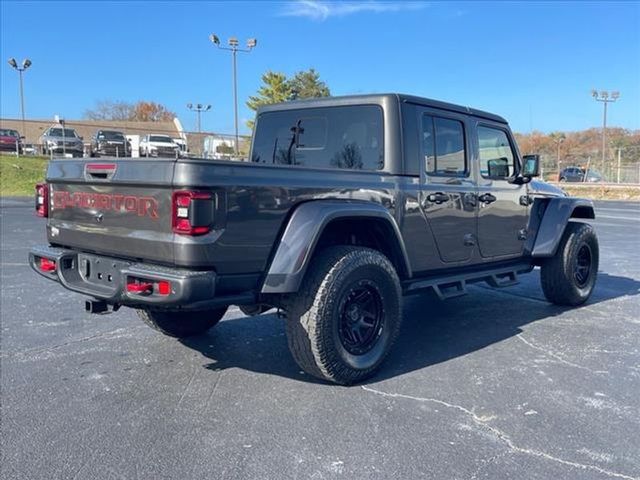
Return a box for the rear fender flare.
[261,200,411,294]
[531,197,595,257]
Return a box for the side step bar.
[433,281,467,301]
[403,263,533,300]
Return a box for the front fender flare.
[531,197,595,257]
[261,200,411,294]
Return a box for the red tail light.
[126,277,172,296]
[172,190,212,235]
[157,280,171,295]
[39,257,56,272]
[35,183,49,217]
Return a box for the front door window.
[478,126,516,180]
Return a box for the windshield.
[48,128,78,138]
[0,129,19,137]
[149,135,173,143]
[99,131,125,140]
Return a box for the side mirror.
[20,135,25,140]
[522,154,540,177]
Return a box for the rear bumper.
[29,245,234,310]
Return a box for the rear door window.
[421,115,467,176]
[251,105,383,170]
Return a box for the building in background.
[203,135,237,159]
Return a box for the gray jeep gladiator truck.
[30,94,598,385]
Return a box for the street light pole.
[591,90,620,177]
[550,132,565,179]
[187,103,211,133]
[7,58,32,134]
[59,118,66,157]
[209,34,257,156]
[232,47,238,154]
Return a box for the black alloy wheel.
[338,280,385,356]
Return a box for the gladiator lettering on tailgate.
[52,191,159,219]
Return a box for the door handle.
[426,192,449,204]
[478,193,497,204]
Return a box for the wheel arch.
[531,197,595,258]
[260,200,412,294]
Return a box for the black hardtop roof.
[257,93,508,124]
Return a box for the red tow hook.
[126,282,154,295]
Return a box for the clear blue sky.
[1,1,639,135]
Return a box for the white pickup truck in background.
[138,134,179,157]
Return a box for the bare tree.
[84,100,134,121]
[84,100,176,122]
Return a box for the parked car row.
[33,125,187,158]
[2,125,208,160]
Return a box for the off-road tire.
[285,246,402,385]
[541,222,599,306]
[136,307,227,338]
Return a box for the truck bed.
[45,156,405,279]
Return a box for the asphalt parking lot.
[1,198,639,480]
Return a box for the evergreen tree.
[289,68,331,100]
[245,71,291,129]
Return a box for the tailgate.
[46,158,176,264]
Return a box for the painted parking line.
[594,214,640,221]
[596,208,640,214]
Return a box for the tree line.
[83,68,329,128]
[515,128,640,171]
[84,100,176,122]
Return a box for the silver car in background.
[40,126,84,157]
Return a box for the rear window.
[251,105,383,170]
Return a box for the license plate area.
[78,253,130,289]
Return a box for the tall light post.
[591,89,620,176]
[7,58,32,134]
[550,132,566,179]
[187,103,211,132]
[209,34,257,156]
